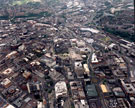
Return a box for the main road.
[86,43,108,108]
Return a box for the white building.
[108,43,116,49]
[80,28,99,33]
[6,105,16,108]
[91,53,98,63]
[2,68,13,75]
[55,81,67,99]
[83,64,90,76]
[6,51,17,58]
[37,101,45,108]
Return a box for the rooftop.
[85,84,98,97]
[55,81,67,99]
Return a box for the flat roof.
[100,84,108,93]
[6,105,15,108]
[85,84,98,97]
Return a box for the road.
[86,42,108,108]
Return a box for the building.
[88,99,102,108]
[69,49,82,61]
[70,81,86,99]
[107,99,117,108]
[30,60,40,66]
[1,78,12,88]
[22,98,37,108]
[2,68,13,75]
[70,38,77,46]
[74,100,89,108]
[100,84,108,93]
[37,101,45,108]
[85,84,98,98]
[79,47,90,54]
[83,64,90,76]
[113,87,125,98]
[27,82,42,93]
[108,43,116,50]
[54,42,69,54]
[13,97,22,108]
[0,96,7,108]
[0,96,15,108]
[117,98,130,108]
[114,57,124,63]
[23,71,31,79]
[100,84,112,97]
[76,40,86,48]
[5,105,15,108]
[1,85,22,102]
[6,51,18,58]
[55,81,67,99]
[85,38,94,44]
[91,53,99,64]
[119,63,127,70]
[74,62,84,78]
[70,81,89,108]
[80,28,99,34]
[130,96,135,104]
[67,72,74,80]
[40,56,56,68]
[121,79,135,96]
